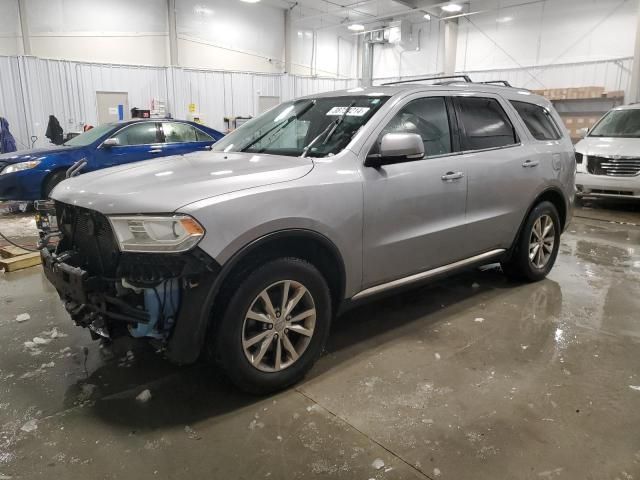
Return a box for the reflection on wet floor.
[0,207,639,479]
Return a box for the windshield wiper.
[241,100,315,153]
[300,101,356,158]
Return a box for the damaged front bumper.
[41,245,220,365]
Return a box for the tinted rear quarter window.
[511,101,561,141]
[455,97,517,151]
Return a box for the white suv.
[575,104,640,199]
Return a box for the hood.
[0,145,73,163]
[51,150,314,214]
[575,137,640,158]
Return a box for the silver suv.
[42,80,575,393]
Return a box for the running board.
[352,249,506,300]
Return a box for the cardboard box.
[606,90,625,99]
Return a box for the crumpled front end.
[40,201,220,364]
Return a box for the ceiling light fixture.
[441,3,462,12]
[239,0,261,3]
[496,16,513,23]
[423,13,431,20]
[348,24,365,31]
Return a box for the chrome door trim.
[352,249,506,300]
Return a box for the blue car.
[0,119,224,201]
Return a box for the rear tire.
[210,257,331,395]
[42,170,67,199]
[502,201,561,282]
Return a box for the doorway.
[96,91,129,125]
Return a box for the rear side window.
[195,128,214,142]
[455,97,517,150]
[511,101,561,141]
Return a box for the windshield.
[63,123,116,147]
[589,109,640,138]
[212,95,389,157]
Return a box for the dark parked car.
[0,119,224,201]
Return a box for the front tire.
[43,170,67,198]
[210,258,332,394]
[502,201,561,282]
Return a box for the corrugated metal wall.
[0,55,361,149]
[2,53,633,151]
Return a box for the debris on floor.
[20,419,38,433]
[15,313,30,323]
[629,385,640,392]
[371,458,385,470]
[135,389,152,403]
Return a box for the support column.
[167,0,179,66]
[17,0,31,55]
[443,19,458,76]
[629,0,640,103]
[284,8,292,74]
[361,33,373,87]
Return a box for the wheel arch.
[508,187,568,258]
[213,229,346,312]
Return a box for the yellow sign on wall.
[188,103,196,113]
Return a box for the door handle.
[149,149,162,154]
[441,171,464,182]
[522,159,539,168]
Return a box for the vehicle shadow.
[66,266,561,429]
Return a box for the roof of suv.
[303,83,550,107]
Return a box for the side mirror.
[102,137,120,148]
[365,133,425,168]
[577,127,589,139]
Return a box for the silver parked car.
[575,104,640,199]
[42,80,575,393]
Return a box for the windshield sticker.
[326,106,371,117]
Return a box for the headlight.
[0,160,41,175]
[108,215,205,253]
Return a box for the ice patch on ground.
[371,458,384,470]
[15,313,30,323]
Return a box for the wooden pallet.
[0,245,41,272]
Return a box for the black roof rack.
[381,75,472,86]
[479,80,513,87]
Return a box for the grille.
[587,156,640,177]
[55,202,120,276]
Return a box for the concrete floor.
[0,202,639,480]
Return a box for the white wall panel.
[0,56,28,149]
[25,0,168,66]
[0,0,21,56]
[176,0,284,73]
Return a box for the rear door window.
[381,97,452,157]
[455,97,517,151]
[511,101,561,141]
[162,122,198,143]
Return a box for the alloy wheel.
[529,214,555,269]
[242,280,317,372]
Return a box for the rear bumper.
[575,172,640,199]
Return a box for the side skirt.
[351,249,506,301]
